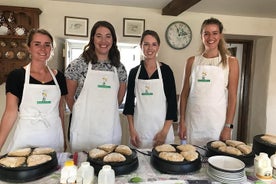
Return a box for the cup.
[66,176,83,184]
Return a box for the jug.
[254,152,272,180]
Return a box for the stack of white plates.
[207,155,247,184]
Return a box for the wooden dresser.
[0,5,41,85]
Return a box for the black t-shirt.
[123,61,178,121]
[6,67,68,107]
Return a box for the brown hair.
[82,21,120,67]
[200,17,230,67]
[26,28,54,47]
[26,28,55,60]
[140,30,160,46]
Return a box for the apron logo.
[98,76,111,88]
[141,85,153,96]
[37,90,51,104]
[198,72,210,82]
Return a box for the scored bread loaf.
[155,144,176,152]
[103,152,126,163]
[0,157,26,168]
[159,152,184,162]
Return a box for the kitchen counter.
[0,151,274,184]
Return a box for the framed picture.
[64,16,88,37]
[123,18,145,37]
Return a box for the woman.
[178,17,239,146]
[123,30,177,148]
[0,29,67,153]
[65,21,127,152]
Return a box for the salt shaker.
[98,165,115,184]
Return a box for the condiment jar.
[77,162,94,184]
[254,152,272,180]
[98,165,115,184]
[60,160,78,184]
[270,152,276,178]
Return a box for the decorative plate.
[17,51,26,60]
[0,25,9,35]
[15,26,25,36]
[11,41,18,48]
[0,41,6,47]
[5,51,15,59]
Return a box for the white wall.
[1,0,276,143]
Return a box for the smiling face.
[28,33,53,62]
[93,26,113,59]
[141,35,160,60]
[201,23,221,51]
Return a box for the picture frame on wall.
[123,18,145,37]
[64,16,88,37]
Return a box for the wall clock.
[165,21,192,50]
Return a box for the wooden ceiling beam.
[162,0,201,16]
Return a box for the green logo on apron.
[141,92,153,95]
[142,85,153,95]
[37,100,51,104]
[37,90,52,104]
[97,84,111,88]
[98,76,111,88]
[198,72,210,82]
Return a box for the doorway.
[226,39,253,142]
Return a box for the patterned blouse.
[65,56,127,99]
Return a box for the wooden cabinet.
[0,6,41,85]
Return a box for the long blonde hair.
[200,17,231,67]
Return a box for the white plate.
[208,155,245,172]
[207,169,247,184]
[208,165,245,178]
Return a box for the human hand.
[178,122,187,140]
[153,131,167,147]
[219,127,232,141]
[130,129,141,148]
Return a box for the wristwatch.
[224,123,234,129]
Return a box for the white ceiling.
[53,0,276,18]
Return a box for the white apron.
[134,62,174,148]
[8,64,64,152]
[186,55,228,146]
[70,62,121,152]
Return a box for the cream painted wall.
[1,0,276,143]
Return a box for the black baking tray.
[87,148,138,176]
[253,134,276,157]
[206,141,254,167]
[150,144,202,174]
[0,149,58,183]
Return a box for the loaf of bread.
[218,146,242,156]
[211,140,226,149]
[115,145,132,156]
[0,157,26,168]
[159,152,184,162]
[8,148,31,157]
[32,147,55,155]
[261,134,276,145]
[103,152,126,163]
[98,144,117,152]
[155,144,176,152]
[89,148,108,159]
[225,140,245,147]
[236,144,252,155]
[27,154,52,167]
[181,150,199,162]
[177,144,196,152]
